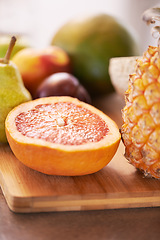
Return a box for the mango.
[51,13,140,96]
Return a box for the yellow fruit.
[121,45,160,179]
[5,96,120,176]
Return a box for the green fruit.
[0,37,32,143]
[51,14,140,96]
[0,35,30,59]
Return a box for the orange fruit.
[5,96,120,176]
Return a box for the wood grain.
[0,94,160,213]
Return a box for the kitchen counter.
[1,187,160,240]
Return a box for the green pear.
[0,36,32,143]
[0,35,30,59]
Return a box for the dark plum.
[35,72,91,104]
[75,85,91,104]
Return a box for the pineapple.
[121,7,160,179]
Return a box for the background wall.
[0,0,159,54]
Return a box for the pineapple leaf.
[142,7,160,25]
[152,26,160,38]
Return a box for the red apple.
[12,46,71,98]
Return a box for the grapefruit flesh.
[5,96,121,176]
[15,102,109,145]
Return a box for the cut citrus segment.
[5,96,121,176]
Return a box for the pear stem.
[3,36,17,64]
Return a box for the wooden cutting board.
[0,94,160,213]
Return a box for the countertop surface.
[1,188,160,240]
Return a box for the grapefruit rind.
[5,96,121,176]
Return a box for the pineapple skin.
[121,46,160,179]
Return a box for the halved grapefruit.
[5,96,120,176]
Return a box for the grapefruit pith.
[5,96,121,176]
